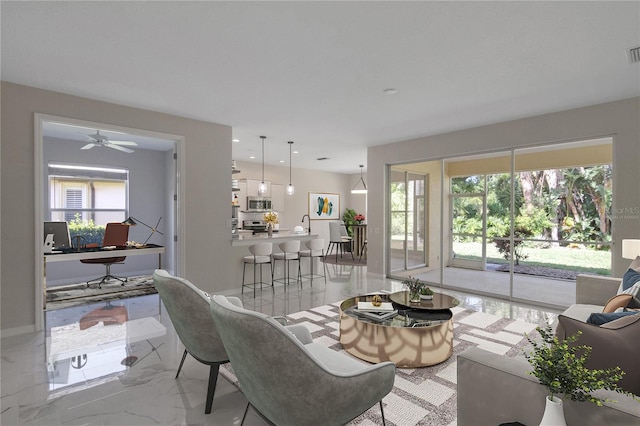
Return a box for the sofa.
[457,274,640,426]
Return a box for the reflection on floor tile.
[1,268,560,426]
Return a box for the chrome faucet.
[301,214,311,234]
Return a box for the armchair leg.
[241,401,251,425]
[175,349,188,379]
[380,400,386,426]
[204,364,220,414]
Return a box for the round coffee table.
[339,291,459,367]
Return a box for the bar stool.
[242,242,273,297]
[300,238,327,286]
[272,240,301,290]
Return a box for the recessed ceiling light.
[232,138,240,143]
[249,155,255,159]
[293,151,299,154]
[279,160,285,163]
[384,88,398,95]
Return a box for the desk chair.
[80,222,129,288]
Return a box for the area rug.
[46,275,156,311]
[220,299,540,426]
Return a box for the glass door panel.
[389,167,427,273]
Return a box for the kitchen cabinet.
[236,181,247,211]
[245,179,271,197]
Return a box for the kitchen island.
[229,231,322,291]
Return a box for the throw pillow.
[619,268,640,308]
[601,294,633,313]
[586,311,639,326]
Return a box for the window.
[48,163,129,226]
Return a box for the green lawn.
[453,242,611,276]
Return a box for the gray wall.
[1,82,231,333]
[42,137,172,285]
[368,97,640,278]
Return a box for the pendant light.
[287,141,295,195]
[258,136,267,195]
[351,164,368,194]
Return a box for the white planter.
[539,396,566,426]
[420,294,433,300]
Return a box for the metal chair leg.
[204,364,220,414]
[175,349,188,379]
[380,400,386,426]
[241,402,251,425]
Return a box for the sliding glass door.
[389,167,427,273]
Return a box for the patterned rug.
[46,275,156,311]
[220,300,539,426]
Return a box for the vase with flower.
[263,211,278,236]
[355,213,365,224]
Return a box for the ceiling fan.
[81,130,138,153]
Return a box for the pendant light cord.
[261,136,265,184]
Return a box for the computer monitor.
[43,221,71,249]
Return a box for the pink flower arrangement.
[355,214,365,222]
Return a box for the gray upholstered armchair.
[210,294,396,426]
[152,269,242,414]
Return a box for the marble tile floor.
[1,265,562,426]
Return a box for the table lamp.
[122,216,164,245]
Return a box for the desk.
[43,245,165,309]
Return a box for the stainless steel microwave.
[246,196,272,212]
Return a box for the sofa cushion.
[561,303,605,322]
[586,311,639,326]
[618,268,640,308]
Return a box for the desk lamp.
[122,216,164,245]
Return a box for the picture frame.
[308,192,340,220]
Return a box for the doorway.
[34,114,185,330]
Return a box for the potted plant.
[419,286,434,300]
[354,213,365,224]
[401,276,423,303]
[524,324,631,425]
[342,208,357,238]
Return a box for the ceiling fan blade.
[107,143,135,153]
[81,143,96,150]
[109,140,138,146]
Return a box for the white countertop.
[231,231,318,246]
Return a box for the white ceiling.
[2,1,639,173]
